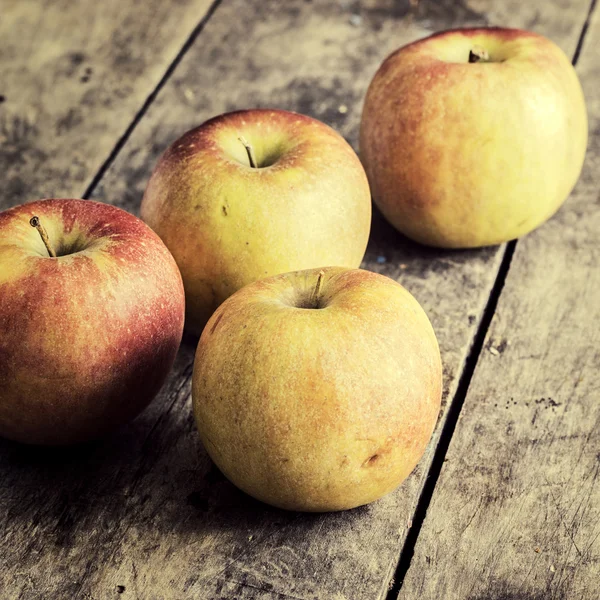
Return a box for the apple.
[192,267,442,512]
[360,27,588,248]
[0,199,185,445]
[141,109,372,335]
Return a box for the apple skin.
[141,109,372,335]
[360,27,588,248]
[192,267,442,512]
[0,199,185,445]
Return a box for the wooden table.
[1,1,598,598]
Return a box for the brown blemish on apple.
[209,312,224,335]
[363,453,381,467]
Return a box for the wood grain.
[0,1,594,599]
[69,1,592,599]
[398,5,600,599]
[0,0,216,208]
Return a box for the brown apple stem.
[29,216,56,258]
[312,270,325,306]
[238,135,258,168]
[469,46,489,63]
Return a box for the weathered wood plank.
[0,1,592,600]
[76,1,592,599]
[398,5,600,599]
[0,0,216,208]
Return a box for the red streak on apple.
[0,199,185,445]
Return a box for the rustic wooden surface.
[0,0,597,599]
[0,0,216,206]
[398,6,600,600]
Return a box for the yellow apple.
[360,27,587,248]
[141,109,372,335]
[192,267,442,512]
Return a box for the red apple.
[0,199,185,445]
[360,27,588,248]
[141,109,372,334]
[193,267,442,511]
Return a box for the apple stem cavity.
[238,135,258,169]
[312,270,325,307]
[468,46,490,63]
[29,216,56,258]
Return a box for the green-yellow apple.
[192,267,442,512]
[360,27,587,248]
[141,109,372,335]
[0,199,185,445]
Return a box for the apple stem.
[469,46,489,63]
[312,270,325,307]
[30,216,56,258]
[238,135,258,168]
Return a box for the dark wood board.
[0,0,216,207]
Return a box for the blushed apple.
[192,267,442,512]
[141,109,372,335]
[0,199,185,445]
[360,27,588,248]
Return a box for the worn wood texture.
[78,1,591,598]
[0,1,593,600]
[0,0,215,208]
[398,5,600,600]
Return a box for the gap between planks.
[386,0,599,595]
[81,0,224,200]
